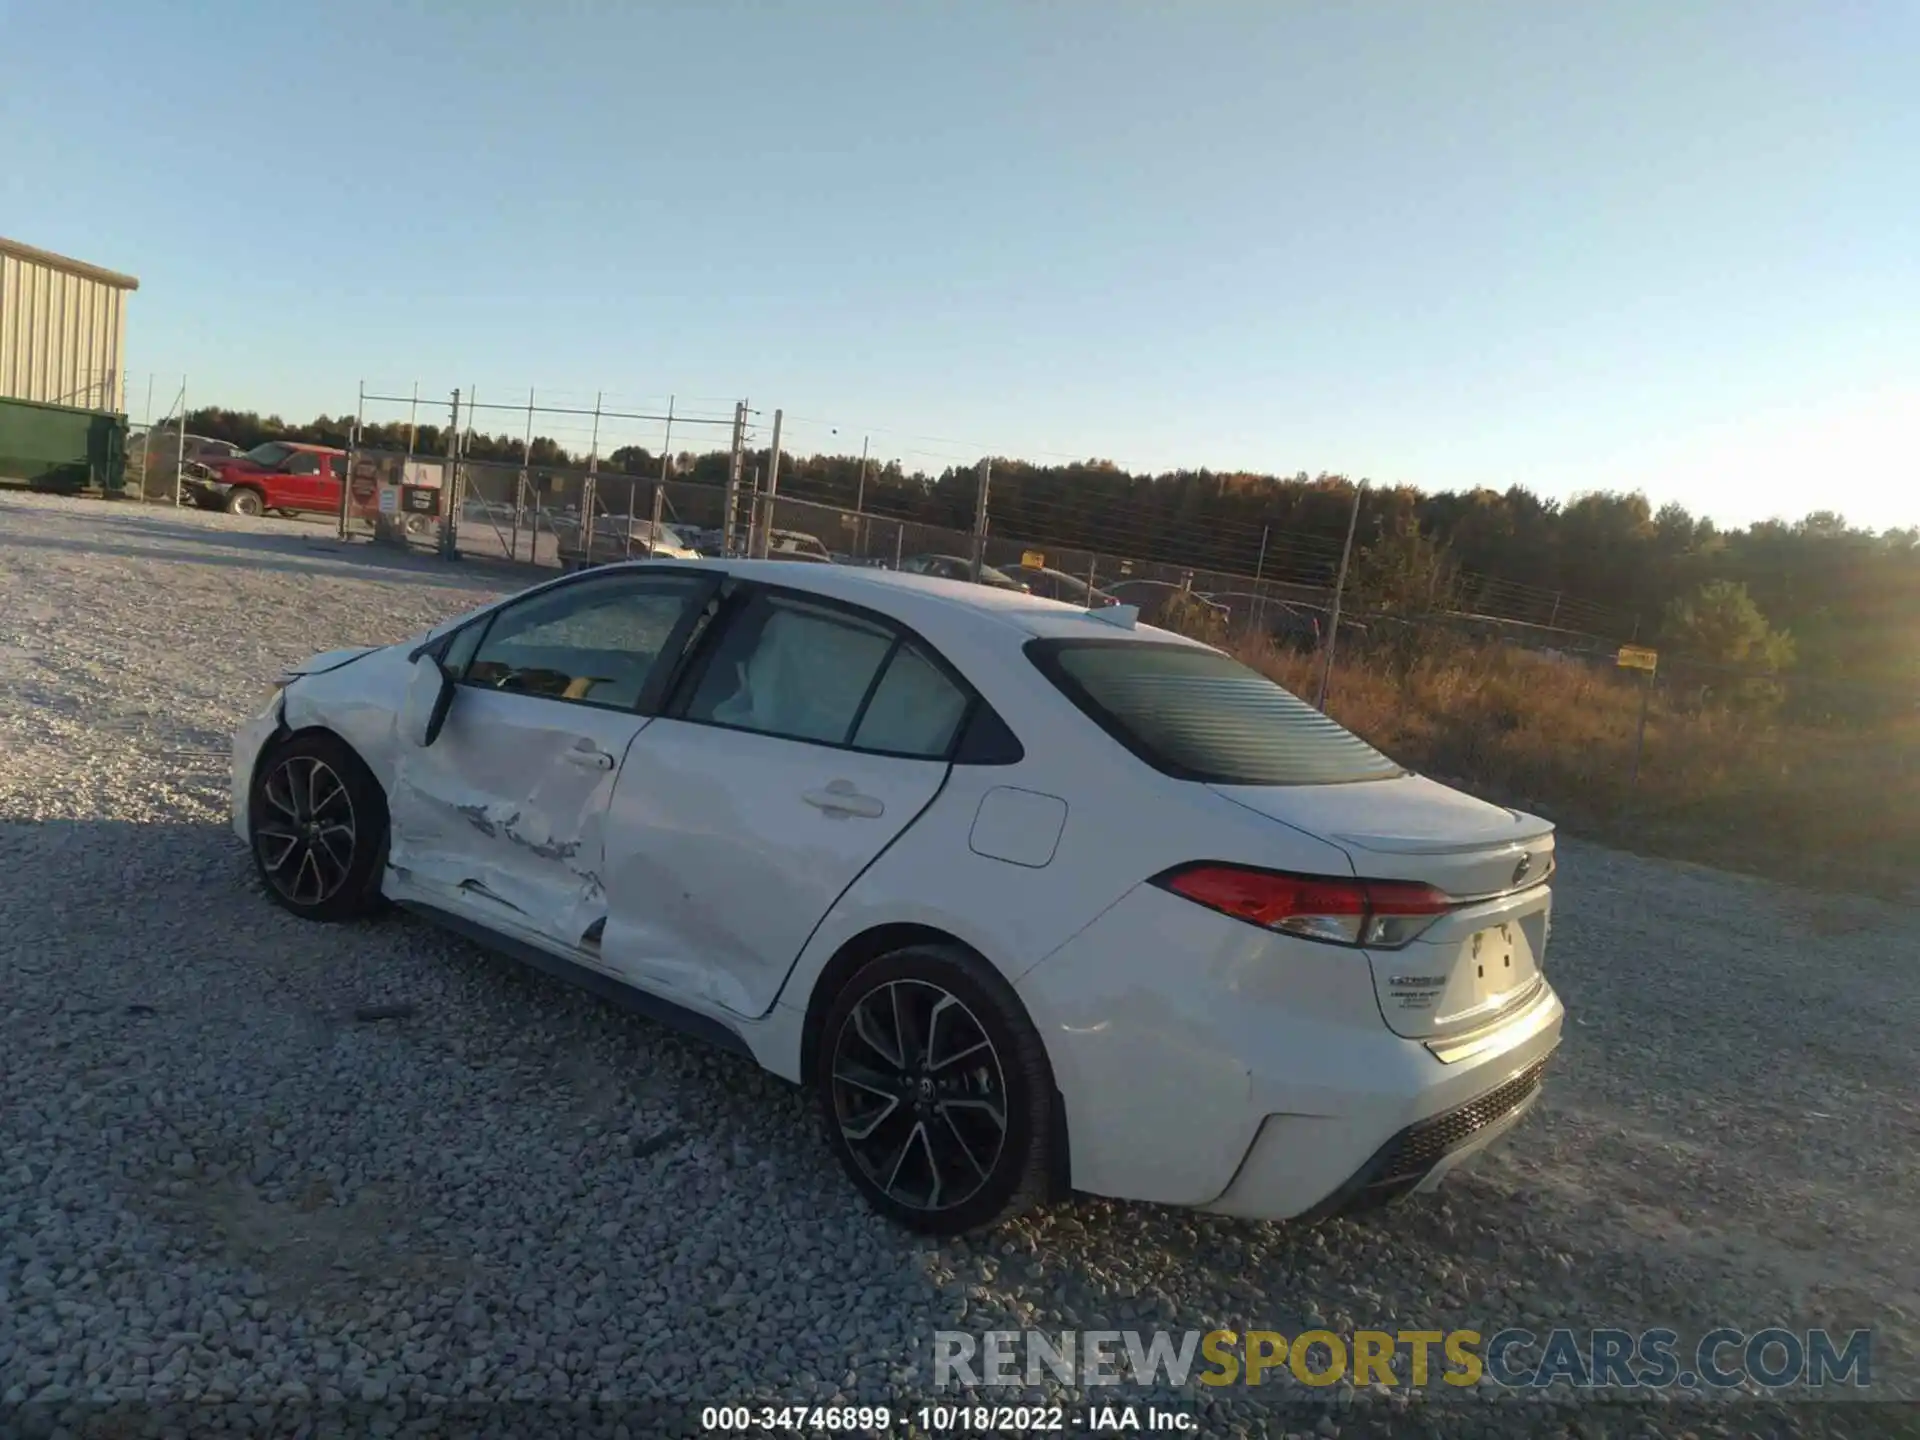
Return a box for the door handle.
[561,745,615,771]
[802,785,885,819]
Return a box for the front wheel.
[225,488,265,517]
[248,732,389,921]
[815,944,1059,1235]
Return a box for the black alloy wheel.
[248,732,388,921]
[816,944,1058,1234]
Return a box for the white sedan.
[231,560,1563,1234]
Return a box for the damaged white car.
[233,560,1562,1234]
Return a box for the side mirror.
[400,653,455,747]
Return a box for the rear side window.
[852,643,968,757]
[684,594,896,745]
[680,591,973,757]
[1029,639,1403,785]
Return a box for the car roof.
[621,557,1205,647]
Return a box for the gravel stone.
[1,494,1914,1438]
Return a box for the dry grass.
[1238,636,1920,900]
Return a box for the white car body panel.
[230,559,1566,1220]
[386,686,654,948]
[600,719,949,1015]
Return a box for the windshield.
[242,442,295,468]
[1028,638,1405,785]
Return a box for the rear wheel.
[248,732,388,921]
[815,944,1057,1235]
[225,487,265,517]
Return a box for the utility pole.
[970,458,991,583]
[752,408,784,559]
[723,400,747,557]
[1315,480,1365,711]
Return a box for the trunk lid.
[1210,773,1555,1041]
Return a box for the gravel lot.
[2,493,1915,1438]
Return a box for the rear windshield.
[1028,639,1404,785]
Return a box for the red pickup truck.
[182,441,350,517]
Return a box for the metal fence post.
[659,394,675,503]
[970,458,991,583]
[172,378,186,510]
[893,522,904,571]
[854,434,871,559]
[1254,521,1270,629]
[338,381,364,540]
[1630,666,1654,787]
[512,387,534,564]
[439,388,462,560]
[1315,480,1364,710]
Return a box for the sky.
[5,0,1916,530]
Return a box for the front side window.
[329,456,347,479]
[458,573,708,709]
[244,442,294,468]
[1030,639,1404,785]
[284,452,321,475]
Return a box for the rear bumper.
[1255,1054,1550,1221]
[1015,884,1564,1220]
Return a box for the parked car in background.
[233,559,1562,1234]
[181,441,350,518]
[555,516,702,570]
[170,435,245,477]
[1004,563,1115,608]
[899,554,1029,591]
[1202,593,1325,650]
[767,529,832,561]
[1104,580,1232,628]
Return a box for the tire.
[225,487,265,517]
[814,943,1058,1235]
[247,731,389,922]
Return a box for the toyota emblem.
[1512,853,1533,886]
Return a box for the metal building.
[0,235,139,413]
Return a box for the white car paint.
[231,558,1564,1221]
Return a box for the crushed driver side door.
[386,568,718,952]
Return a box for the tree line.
[178,406,1919,719]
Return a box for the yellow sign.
[1617,645,1658,672]
[1021,550,1046,569]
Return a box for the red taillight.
[1157,863,1454,948]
